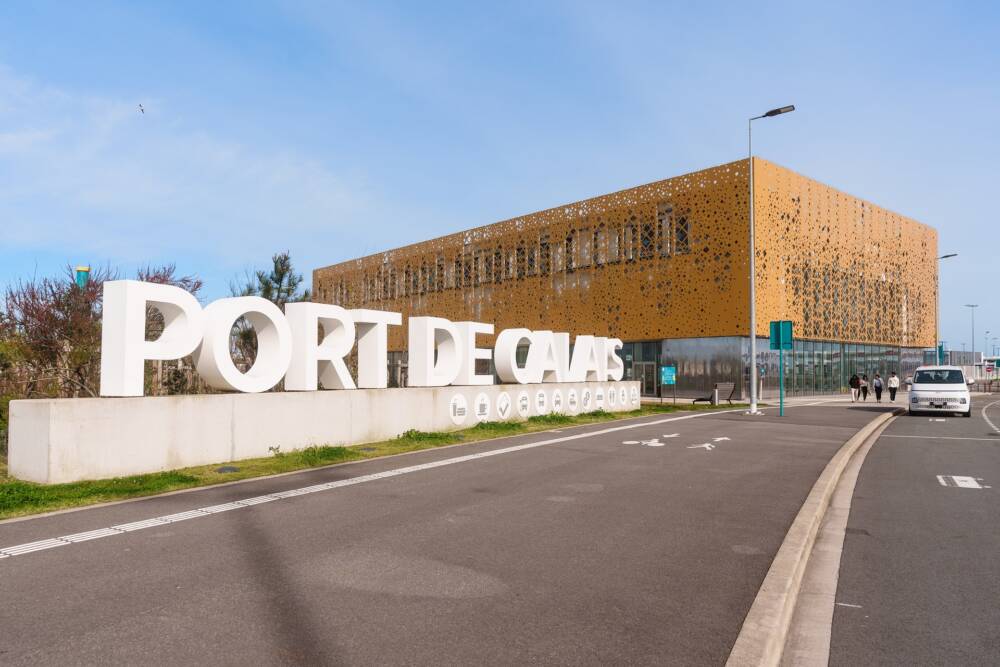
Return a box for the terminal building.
[314,158,937,398]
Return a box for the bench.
[692,381,737,405]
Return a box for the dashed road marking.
[937,475,988,489]
[0,407,751,561]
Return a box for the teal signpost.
[769,320,794,416]
[660,365,677,404]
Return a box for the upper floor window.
[675,216,690,254]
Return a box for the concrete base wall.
[9,382,640,484]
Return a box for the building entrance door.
[635,362,658,397]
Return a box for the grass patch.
[397,429,458,442]
[527,413,575,425]
[470,420,525,432]
[0,471,200,517]
[0,401,748,520]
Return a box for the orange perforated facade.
[314,158,936,351]
[314,158,936,397]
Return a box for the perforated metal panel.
[313,159,936,351]
[753,158,936,347]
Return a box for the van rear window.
[914,370,965,384]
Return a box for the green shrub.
[470,421,525,433]
[527,413,574,425]
[397,429,455,443]
[296,445,355,466]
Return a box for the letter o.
[193,296,293,392]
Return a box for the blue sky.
[1,1,997,352]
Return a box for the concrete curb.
[725,407,903,667]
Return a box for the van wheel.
[963,410,972,418]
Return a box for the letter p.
[99,280,204,396]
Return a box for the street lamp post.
[964,304,978,370]
[936,253,957,364]
[748,104,795,415]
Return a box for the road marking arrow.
[687,443,716,451]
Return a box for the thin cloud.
[0,66,365,269]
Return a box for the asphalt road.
[831,395,1000,666]
[0,402,891,666]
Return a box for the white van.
[907,365,973,417]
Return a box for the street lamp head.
[938,253,958,259]
[964,304,979,308]
[763,105,795,117]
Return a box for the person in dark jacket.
[849,373,861,402]
[860,374,870,401]
[873,373,884,402]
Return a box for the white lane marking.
[883,435,1000,442]
[835,602,863,609]
[112,518,168,532]
[62,527,122,543]
[0,407,751,560]
[1,538,71,555]
[622,437,666,447]
[687,443,716,451]
[713,437,731,442]
[937,475,987,489]
[930,418,946,422]
[662,433,680,438]
[983,400,1000,434]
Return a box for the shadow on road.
[846,405,899,413]
[233,509,342,664]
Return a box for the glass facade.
[623,338,928,398]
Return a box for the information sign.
[769,320,793,350]
[768,320,794,416]
[660,365,677,386]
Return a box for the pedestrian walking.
[888,372,900,402]
[849,373,861,402]
[873,373,884,402]
[860,374,869,401]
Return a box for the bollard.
[712,387,719,405]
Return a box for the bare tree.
[0,264,202,400]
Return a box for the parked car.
[906,366,973,417]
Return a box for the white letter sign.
[100,280,203,397]
[97,281,627,396]
[193,297,293,393]
[284,303,356,391]
[407,316,461,387]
